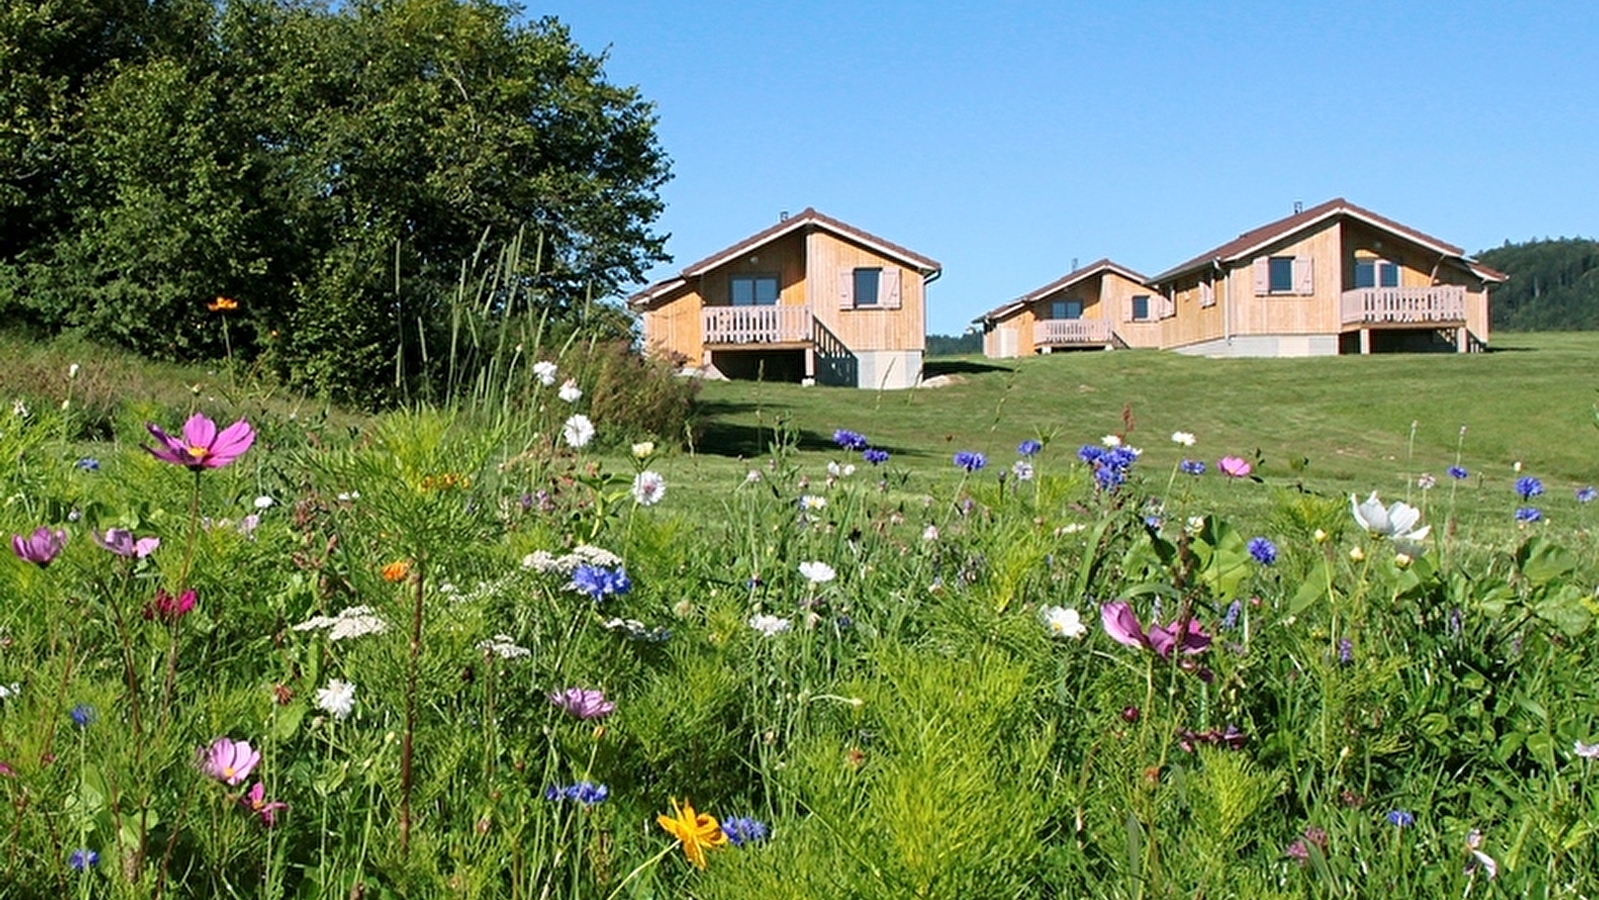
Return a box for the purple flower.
[240,782,288,827]
[11,527,66,567]
[1101,602,1211,659]
[1017,439,1042,457]
[1220,600,1241,631]
[545,781,608,805]
[549,687,615,720]
[1337,638,1353,664]
[143,588,196,623]
[1247,537,1277,566]
[74,458,100,472]
[1079,445,1139,491]
[1386,809,1414,828]
[722,815,769,847]
[1577,486,1597,503]
[70,704,94,728]
[69,848,98,871]
[198,737,260,786]
[92,528,160,559]
[1515,507,1542,523]
[863,448,889,465]
[1447,465,1468,480]
[1179,459,1205,476]
[832,429,869,451]
[1515,477,1544,500]
[953,451,986,473]
[570,564,630,601]
[144,413,255,471]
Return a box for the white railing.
[702,305,813,345]
[1034,318,1112,345]
[1340,286,1467,325]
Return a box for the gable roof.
[1151,198,1507,285]
[975,258,1150,324]
[628,208,942,307]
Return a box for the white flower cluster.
[521,544,623,574]
[604,617,671,642]
[476,634,532,660]
[292,605,388,641]
[748,614,792,636]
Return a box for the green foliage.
[1478,237,1599,331]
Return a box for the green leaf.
[1517,537,1577,586]
[1289,560,1331,615]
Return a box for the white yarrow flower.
[1170,431,1195,447]
[631,470,666,506]
[558,379,583,403]
[476,634,531,660]
[533,360,558,386]
[798,561,836,584]
[748,614,792,636]
[1040,606,1087,639]
[315,679,357,720]
[562,414,595,448]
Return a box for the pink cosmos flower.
[548,687,615,720]
[198,737,260,786]
[1100,601,1212,658]
[1217,456,1252,479]
[11,527,66,567]
[92,528,160,559]
[144,414,255,471]
[240,782,287,827]
[143,588,196,623]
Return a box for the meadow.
[1,331,1597,898]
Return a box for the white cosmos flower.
[798,494,826,511]
[562,414,595,448]
[1040,605,1087,639]
[748,614,792,636]
[533,361,558,386]
[1350,492,1431,542]
[631,470,666,506]
[315,679,356,720]
[1170,431,1196,447]
[798,561,836,584]
[558,379,582,403]
[1574,739,1599,759]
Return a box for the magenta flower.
[548,687,615,720]
[239,782,287,827]
[143,588,196,623]
[144,414,255,471]
[1100,601,1211,658]
[1217,456,1252,479]
[198,737,260,786]
[92,528,160,559]
[11,527,66,567]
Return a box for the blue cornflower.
[69,848,99,870]
[1515,507,1542,523]
[1447,466,1468,480]
[545,782,608,805]
[833,429,868,451]
[1179,459,1205,476]
[70,703,94,729]
[1337,638,1353,664]
[722,815,769,847]
[862,448,889,465]
[570,565,631,602]
[1017,439,1042,457]
[74,458,100,472]
[1247,537,1277,566]
[1577,486,1597,503]
[1386,809,1414,828]
[1080,444,1139,492]
[953,451,986,473]
[1220,600,1241,631]
[1515,476,1544,500]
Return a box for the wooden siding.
[640,282,702,362]
[805,230,925,353]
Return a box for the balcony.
[1034,318,1113,347]
[702,305,814,347]
[1340,285,1466,326]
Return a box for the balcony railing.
[702,304,813,345]
[1034,318,1112,346]
[1340,286,1466,325]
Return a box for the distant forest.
[1478,238,1599,331]
[927,331,984,356]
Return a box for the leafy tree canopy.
[1478,237,1599,332]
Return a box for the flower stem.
[399,558,426,856]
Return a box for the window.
[1268,256,1295,293]
[1380,262,1399,288]
[853,268,881,306]
[1355,260,1400,289]
[1131,295,1149,320]
[730,275,778,306]
[1050,299,1084,320]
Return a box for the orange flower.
[208,295,238,312]
[381,560,412,583]
[656,797,725,870]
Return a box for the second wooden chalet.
[973,259,1159,357]
[628,209,941,389]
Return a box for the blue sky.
[540,0,1598,334]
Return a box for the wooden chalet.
[628,209,941,389]
[974,259,1156,357]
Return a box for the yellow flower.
[208,295,238,312]
[656,797,726,870]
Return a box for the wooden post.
[1456,327,1468,353]
[1359,329,1371,355]
[804,347,816,381]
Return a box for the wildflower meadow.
[3,351,1599,899]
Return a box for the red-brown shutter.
[1252,258,1269,295]
[881,267,902,310]
[838,270,854,310]
[1293,257,1314,294]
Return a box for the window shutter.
[1122,295,1134,321]
[881,267,902,309]
[1252,258,1269,295]
[1199,279,1214,308]
[1161,294,1175,318]
[1293,257,1314,295]
[838,270,854,310]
